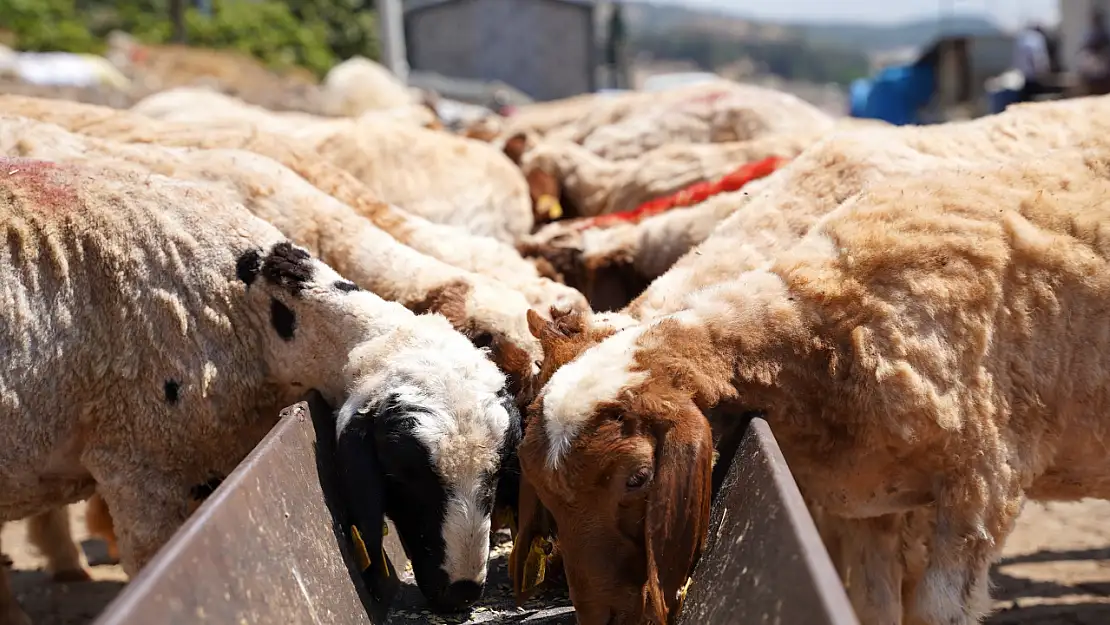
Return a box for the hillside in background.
[793,15,1003,52]
[623,3,1005,86]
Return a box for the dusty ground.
[4,499,1109,624]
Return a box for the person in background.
[1077,7,1110,96]
[606,5,627,90]
[1013,21,1052,103]
[1037,25,1062,75]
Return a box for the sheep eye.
[626,467,652,490]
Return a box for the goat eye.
[626,467,652,490]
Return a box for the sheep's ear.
[508,473,556,604]
[492,394,524,535]
[487,334,535,408]
[642,415,713,624]
[336,404,390,600]
[526,308,552,340]
[548,306,585,336]
[527,307,585,343]
[503,133,528,165]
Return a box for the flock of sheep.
[1,67,1109,625]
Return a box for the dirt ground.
[4,499,1109,624]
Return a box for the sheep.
[488,79,818,156]
[129,88,534,243]
[482,90,650,147]
[129,86,441,136]
[516,165,784,312]
[509,93,1110,619]
[319,55,421,116]
[0,95,587,317]
[0,114,546,367]
[514,145,1110,625]
[308,120,534,243]
[578,88,833,162]
[546,81,833,162]
[0,157,522,620]
[627,94,1110,323]
[502,131,809,222]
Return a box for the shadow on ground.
[987,548,1110,625]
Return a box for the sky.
[649,0,1060,29]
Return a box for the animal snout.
[428,580,484,612]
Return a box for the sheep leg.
[911,472,1021,625]
[94,477,189,577]
[0,529,32,625]
[899,509,935,625]
[821,513,905,625]
[84,494,120,563]
[26,507,90,583]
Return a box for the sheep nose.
[429,580,484,612]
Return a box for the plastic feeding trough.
[90,395,858,625]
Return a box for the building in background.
[404,0,628,101]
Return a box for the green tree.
[285,0,380,62]
[1,0,381,78]
[0,0,105,53]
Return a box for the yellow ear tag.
[538,194,563,220]
[676,576,693,611]
[521,536,549,594]
[711,449,720,468]
[379,522,391,578]
[350,525,371,572]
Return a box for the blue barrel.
[988,88,1022,115]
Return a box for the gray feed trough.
[90,396,858,625]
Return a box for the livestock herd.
[1,73,1110,625]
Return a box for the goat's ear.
[643,415,714,624]
[335,404,390,600]
[503,133,528,165]
[508,472,556,605]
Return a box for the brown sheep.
[516,147,1110,624]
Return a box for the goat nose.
[429,580,484,612]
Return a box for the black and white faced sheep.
[0,158,519,620]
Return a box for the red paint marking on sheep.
[0,158,80,211]
[684,90,729,106]
[571,155,789,231]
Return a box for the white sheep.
[0,94,585,315]
[308,118,534,243]
[130,86,440,135]
[129,88,534,243]
[319,55,420,116]
[0,158,521,623]
[547,80,834,161]
[0,114,548,368]
[505,131,809,220]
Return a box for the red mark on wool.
[684,90,729,106]
[0,158,80,212]
[571,155,789,231]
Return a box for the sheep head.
[511,316,712,624]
